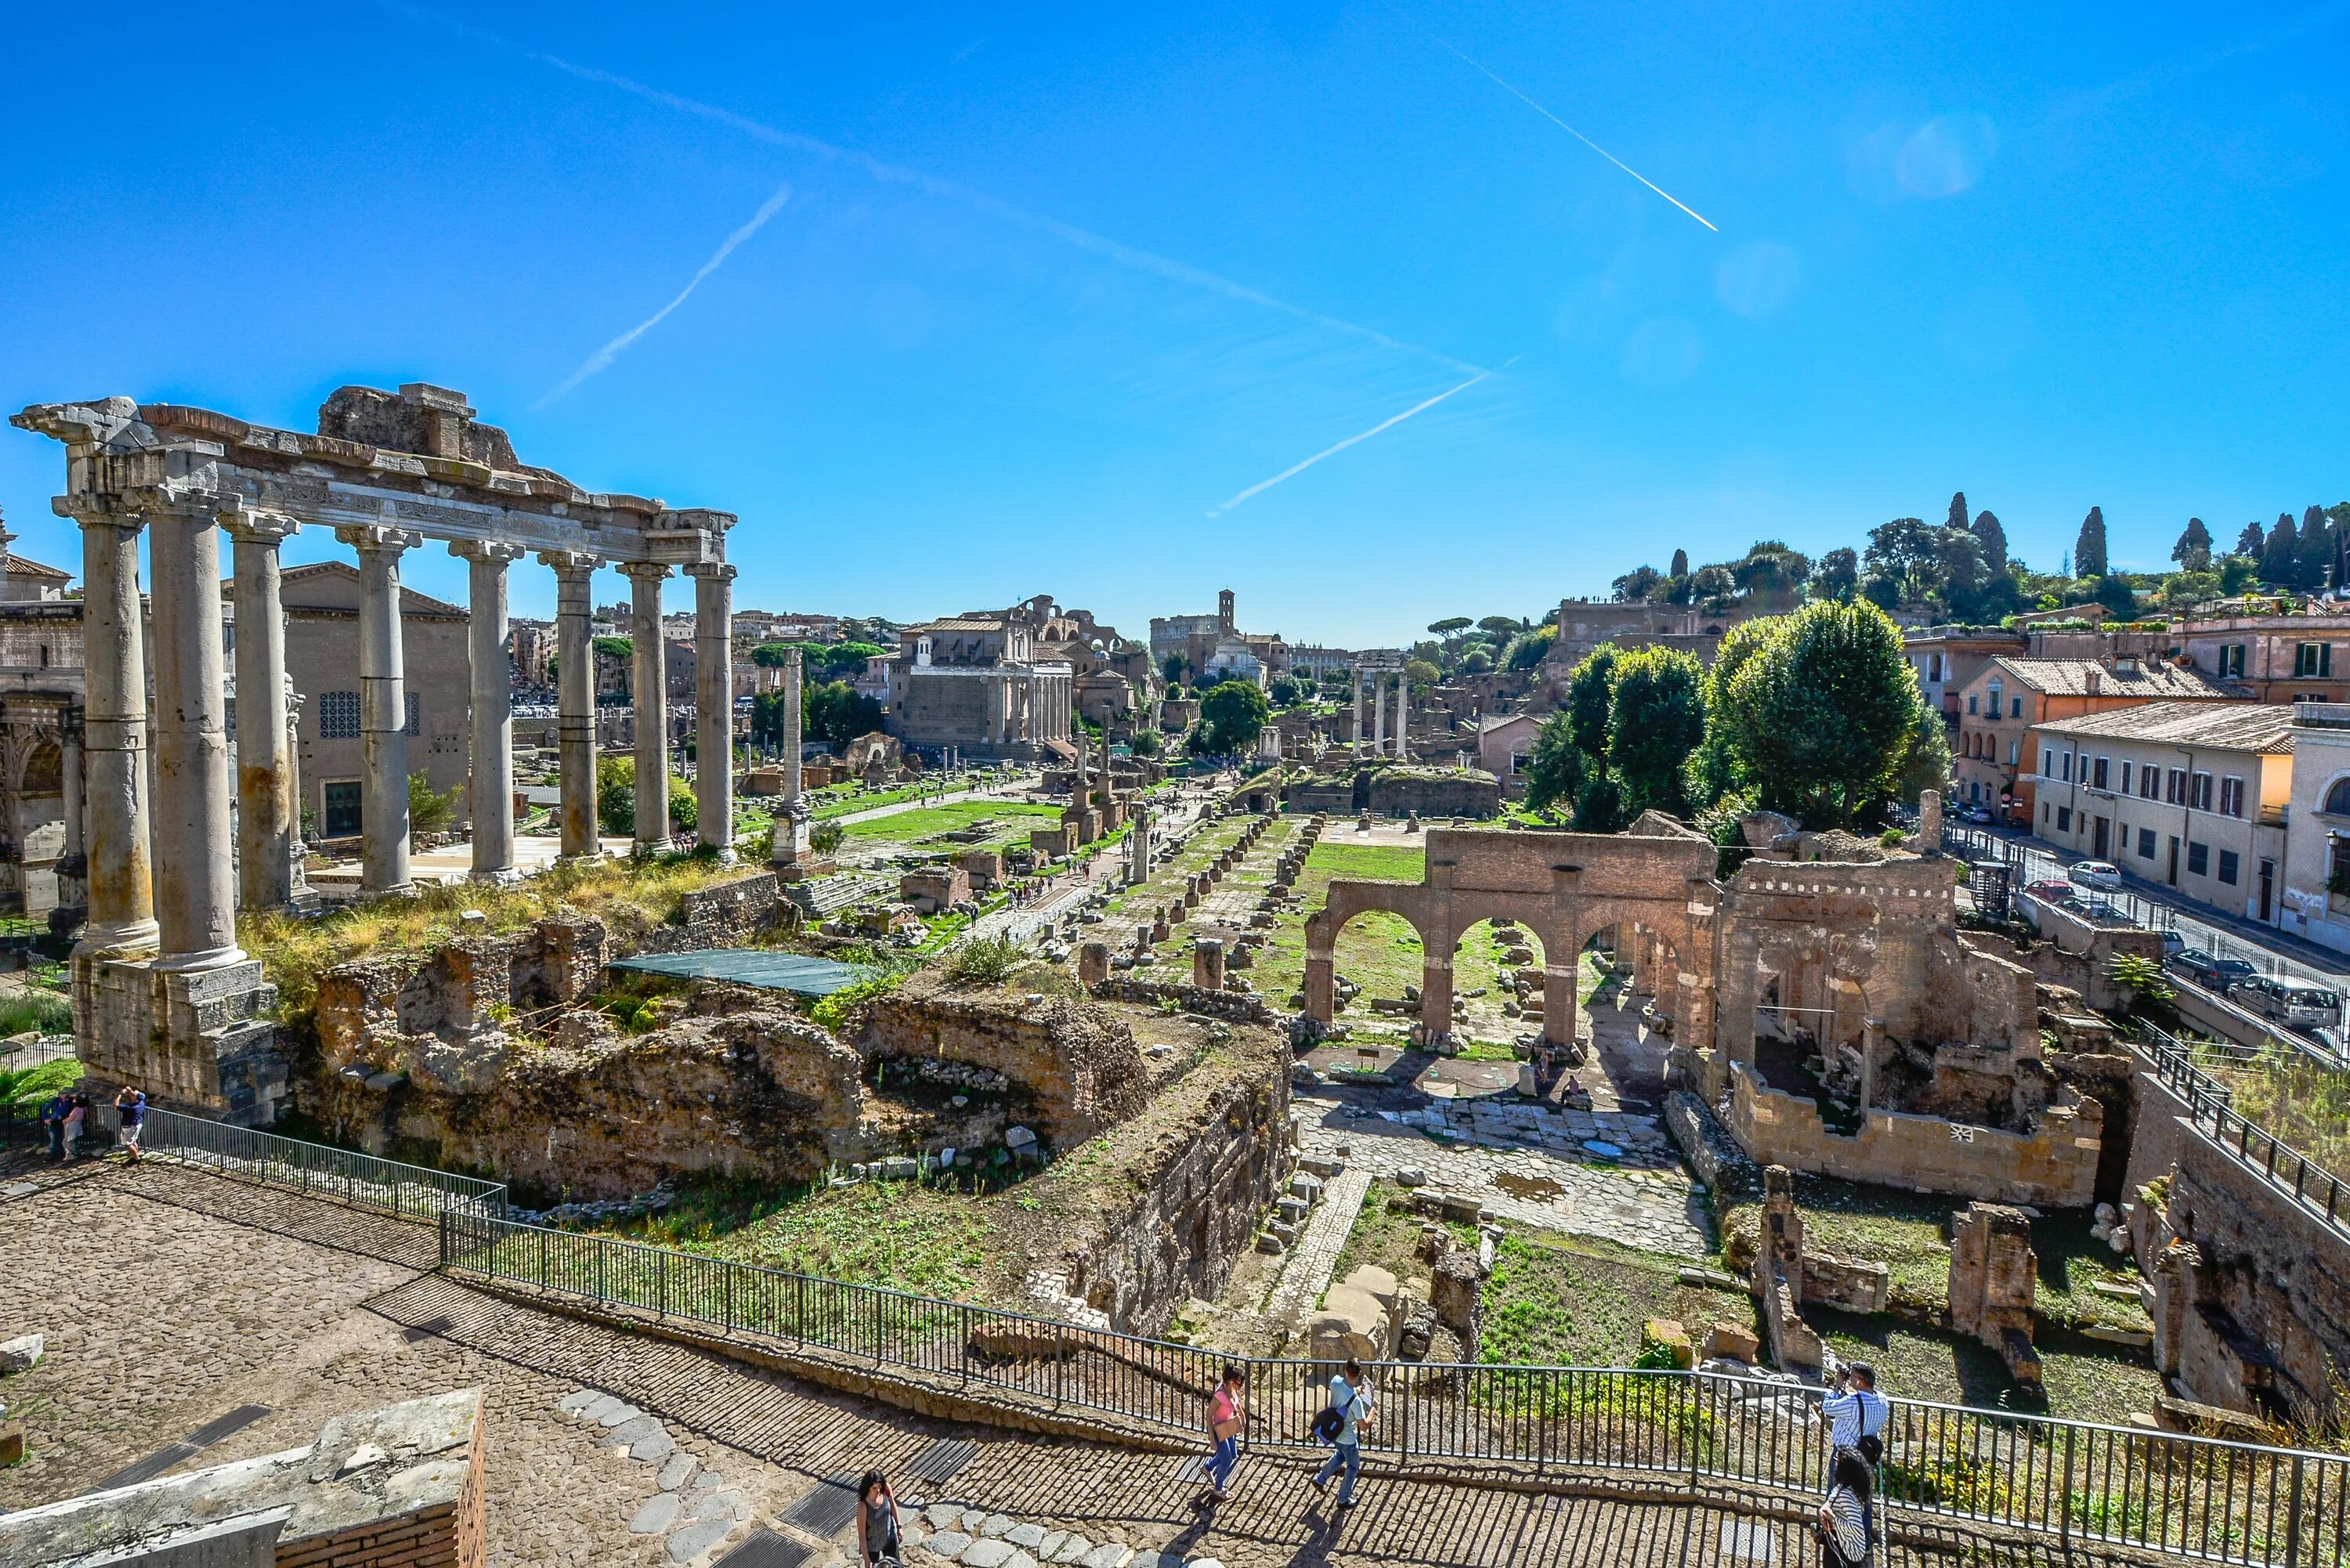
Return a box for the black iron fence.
[2136,1023,2350,1237]
[441,1209,2350,1566]
[135,1107,508,1219]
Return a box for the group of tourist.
[34,1085,144,1164]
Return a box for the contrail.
[535,180,794,407]
[389,5,1484,376]
[1437,38,1718,233]
[1207,359,1512,515]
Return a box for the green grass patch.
[1481,1229,1752,1368]
[1810,1304,2165,1427]
[0,1054,78,1109]
[1302,841,1426,883]
[839,800,1064,847]
[669,1176,993,1299]
[0,988,71,1037]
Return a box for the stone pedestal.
[75,951,282,1124]
[1194,938,1225,990]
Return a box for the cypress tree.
[1969,509,2008,574]
[2074,507,2109,578]
[1946,492,1969,532]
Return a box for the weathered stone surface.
[0,1333,44,1373]
[631,1493,682,1534]
[929,1530,975,1557]
[963,1538,1018,1568]
[667,1517,736,1562]
[1007,1523,1048,1549]
[658,1454,696,1490]
[1079,1545,1134,1568]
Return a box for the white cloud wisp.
[534,180,794,407]
[1207,360,1509,515]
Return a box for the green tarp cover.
[609,949,875,995]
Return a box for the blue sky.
[2,3,2344,645]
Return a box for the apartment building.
[2172,612,2350,704]
[2029,702,2290,924]
[1950,655,2243,827]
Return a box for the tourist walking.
[113,1086,146,1161]
[1308,1358,1375,1508]
[63,1093,88,1158]
[38,1088,70,1162]
[854,1469,902,1568]
[1816,1447,1876,1568]
[1199,1363,1247,1503]
[1821,1361,1889,1465]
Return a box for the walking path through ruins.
[0,1155,1875,1568]
[1263,1167,1375,1330]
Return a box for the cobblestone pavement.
[1261,1167,1373,1330]
[0,1157,2120,1568]
[1289,1097,1713,1260]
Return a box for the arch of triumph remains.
[12,383,739,1119]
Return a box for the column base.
[469,865,528,886]
[359,882,418,903]
[555,851,609,869]
[152,942,250,974]
[698,844,739,865]
[74,919,161,962]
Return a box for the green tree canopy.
[2172,517,2214,573]
[592,634,634,663]
[1428,616,1473,637]
[1970,509,2008,573]
[1712,599,1926,828]
[1564,645,1620,764]
[1198,680,1271,755]
[1502,623,1556,670]
[1605,647,1707,817]
[1268,674,1301,706]
[1523,711,1582,816]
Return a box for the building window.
[2192,771,2214,812]
[2042,802,2051,824]
[2061,752,2073,782]
[2138,826,2157,858]
[2008,740,2018,766]
[1968,694,1979,715]
[1987,678,2002,712]
[2219,849,2240,885]
[2219,775,2244,818]
[2011,696,2023,718]
[2118,761,2132,794]
[406,693,421,738]
[2167,768,2187,805]
[2298,643,2334,679]
[2056,807,2072,831]
[2092,757,2109,790]
[2142,766,2161,801]
[2324,777,2350,816]
[2220,643,2245,677]
[319,691,360,739]
[2187,841,2210,877]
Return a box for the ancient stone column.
[150,498,244,968]
[339,525,421,896]
[58,705,84,864]
[1194,937,1225,990]
[540,552,599,861]
[621,562,671,853]
[782,645,804,805]
[689,562,736,862]
[1393,674,1409,759]
[70,504,157,955]
[454,540,525,883]
[228,512,297,912]
[284,684,310,902]
[1350,669,1364,761]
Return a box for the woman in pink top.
[1198,1364,1248,1503]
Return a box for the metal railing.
[2138,1024,2350,1237]
[440,1209,2350,1566]
[133,1107,507,1219]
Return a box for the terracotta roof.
[910,616,1007,634]
[1983,656,2242,699]
[2034,700,2295,754]
[4,555,70,580]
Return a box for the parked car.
[2160,929,2186,963]
[1959,804,1994,826]
[2171,948,2258,993]
[2235,974,2344,1030]
[2067,860,2123,892]
[2022,879,2077,905]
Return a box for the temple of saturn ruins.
[9,382,771,1115]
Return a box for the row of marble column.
[1349,667,1409,761]
[985,671,1072,748]
[68,496,734,978]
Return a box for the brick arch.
[1302,881,1444,1031]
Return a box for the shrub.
[811,820,847,855]
[408,773,461,836]
[946,935,1025,985]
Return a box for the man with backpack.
[1821,1361,1889,1465]
[1309,1358,1375,1508]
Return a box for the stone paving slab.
[1262,1165,1373,1328]
[1291,1097,1712,1259]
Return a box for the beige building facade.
[2027,702,2289,923]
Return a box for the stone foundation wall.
[855,977,1148,1148]
[1086,976,1277,1025]
[1043,1037,1292,1335]
[1723,1064,2100,1208]
[1365,768,1502,818]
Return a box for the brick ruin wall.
[1031,1033,1292,1336]
[855,977,1149,1147]
[1723,1062,2101,1208]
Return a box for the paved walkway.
[1263,1167,1374,1331]
[0,1157,2142,1568]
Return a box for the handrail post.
[2287,1452,2305,1568]
[2059,1424,2075,1547]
